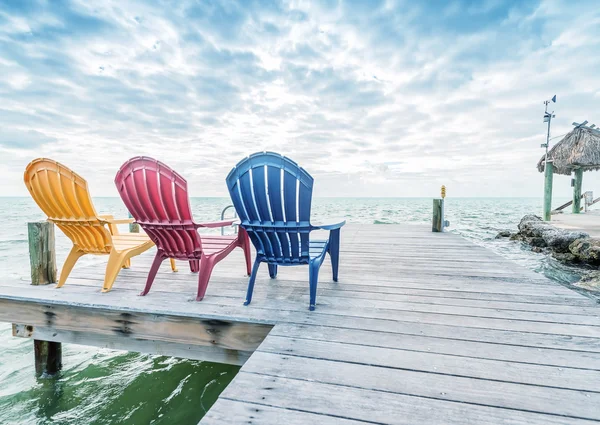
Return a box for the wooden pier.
[1,224,600,424]
[552,210,600,238]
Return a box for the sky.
[0,0,599,198]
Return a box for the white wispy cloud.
[0,0,599,197]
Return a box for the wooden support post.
[543,162,554,221]
[27,222,57,285]
[34,339,62,377]
[572,168,583,214]
[27,222,62,375]
[128,212,140,233]
[432,199,443,232]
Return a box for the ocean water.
[0,196,595,424]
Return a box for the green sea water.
[0,196,595,424]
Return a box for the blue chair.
[226,152,345,310]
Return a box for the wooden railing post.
[27,221,57,285]
[27,221,62,376]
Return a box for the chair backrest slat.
[115,157,202,259]
[226,152,314,264]
[266,166,291,258]
[24,158,112,254]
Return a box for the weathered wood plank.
[41,273,597,316]
[202,399,368,425]
[0,298,272,353]
[242,351,600,420]
[63,272,593,307]
[13,324,250,366]
[215,373,598,425]
[257,335,600,391]
[69,269,581,299]
[269,323,600,369]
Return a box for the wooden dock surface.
[1,224,600,424]
[552,210,600,238]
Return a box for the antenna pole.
[542,99,555,221]
[544,101,551,169]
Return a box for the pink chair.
[115,157,252,300]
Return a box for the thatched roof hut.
[538,127,600,175]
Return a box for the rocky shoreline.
[497,214,600,291]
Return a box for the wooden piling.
[27,221,62,375]
[572,168,583,214]
[27,222,57,285]
[128,212,140,233]
[34,339,62,377]
[432,199,443,232]
[543,162,554,221]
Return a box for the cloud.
[0,129,57,150]
[0,0,599,197]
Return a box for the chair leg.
[189,260,200,273]
[308,259,322,311]
[122,259,131,269]
[140,252,165,296]
[244,258,261,306]
[169,258,178,272]
[328,229,340,282]
[196,256,216,301]
[102,250,128,292]
[239,229,252,275]
[268,264,278,278]
[56,246,85,288]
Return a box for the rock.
[530,237,547,248]
[513,214,599,268]
[574,280,600,292]
[569,238,600,266]
[551,252,578,263]
[515,214,588,253]
[517,215,543,233]
[495,230,512,239]
[574,271,600,292]
[517,215,558,239]
[543,230,589,253]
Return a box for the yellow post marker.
[441,185,446,199]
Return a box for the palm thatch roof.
[538,127,600,175]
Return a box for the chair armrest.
[311,218,346,230]
[98,215,134,236]
[100,216,135,225]
[196,219,240,228]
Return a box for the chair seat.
[201,235,239,255]
[262,240,329,264]
[112,233,152,252]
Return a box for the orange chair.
[24,158,176,292]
